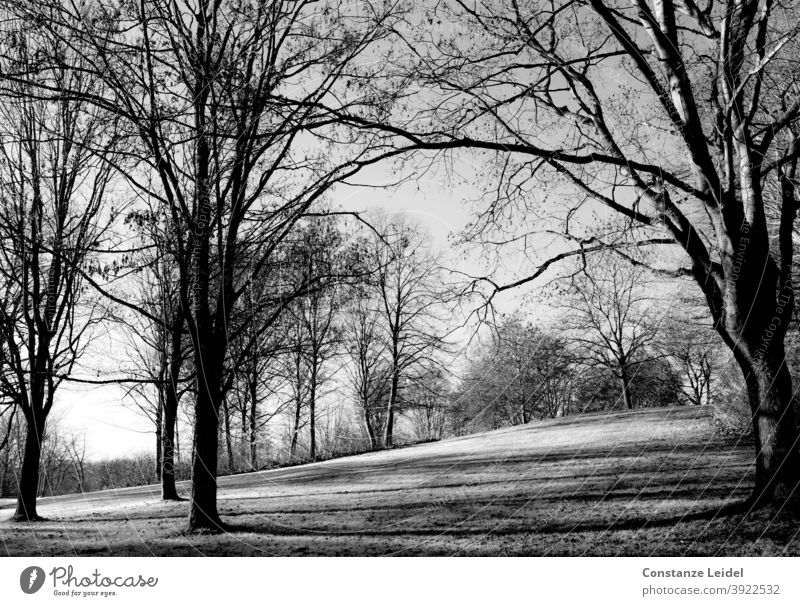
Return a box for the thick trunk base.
[188,469,223,530]
[187,505,224,532]
[161,484,181,501]
[161,426,180,500]
[161,471,180,501]
[187,381,222,531]
[13,417,45,522]
[11,511,46,522]
[740,352,800,510]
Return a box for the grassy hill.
[2,405,798,556]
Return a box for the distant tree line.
[450,254,736,435]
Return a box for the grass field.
[1,406,798,556]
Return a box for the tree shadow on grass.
[214,498,771,540]
[6,514,48,523]
[543,498,800,535]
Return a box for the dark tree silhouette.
[0,21,116,520]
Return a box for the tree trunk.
[161,317,183,500]
[309,368,317,461]
[13,413,46,521]
[161,387,179,500]
[363,403,378,450]
[521,387,530,423]
[188,380,222,530]
[735,347,800,506]
[710,225,800,508]
[155,395,163,482]
[187,326,223,529]
[186,0,221,531]
[620,370,633,410]
[249,375,258,471]
[384,368,399,448]
[0,439,9,498]
[175,415,180,465]
[222,398,234,473]
[290,396,302,460]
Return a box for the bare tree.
[283,309,311,461]
[660,307,724,407]
[115,203,192,499]
[223,294,288,472]
[36,419,86,498]
[562,255,661,410]
[217,247,306,472]
[279,220,351,461]
[293,221,346,461]
[66,433,86,494]
[405,364,450,442]
[371,215,451,447]
[227,309,288,471]
[0,21,116,520]
[343,283,389,450]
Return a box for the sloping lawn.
[2,406,797,556]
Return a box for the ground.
[1,406,798,556]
